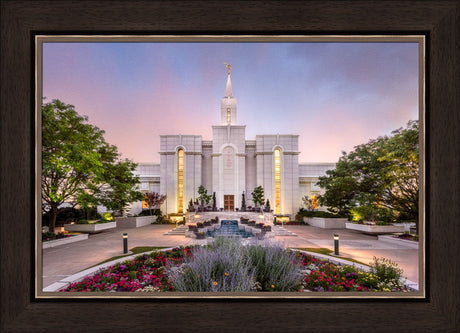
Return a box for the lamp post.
[334,234,339,255]
[123,233,128,254]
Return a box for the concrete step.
[163,225,188,235]
[273,226,297,236]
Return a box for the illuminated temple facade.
[133,66,335,217]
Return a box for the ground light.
[334,234,339,255]
[123,233,128,254]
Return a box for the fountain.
[206,220,255,238]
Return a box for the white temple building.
[132,65,335,218]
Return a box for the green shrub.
[354,271,381,290]
[369,257,404,290]
[42,231,56,240]
[137,209,150,216]
[350,205,395,224]
[102,212,113,221]
[77,219,89,224]
[96,219,112,224]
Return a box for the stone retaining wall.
[115,216,157,228]
[304,217,348,229]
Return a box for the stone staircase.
[164,225,188,236]
[272,225,297,236]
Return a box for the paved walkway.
[42,224,420,289]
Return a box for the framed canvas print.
[1,1,459,332]
[35,35,425,300]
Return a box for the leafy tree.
[94,159,144,217]
[144,192,167,216]
[42,99,142,231]
[197,185,211,209]
[251,186,264,208]
[317,120,419,231]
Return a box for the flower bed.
[60,238,408,293]
[42,231,72,242]
[61,247,193,292]
[393,233,418,241]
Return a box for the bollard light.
[123,233,128,254]
[334,234,339,255]
[183,216,186,225]
[274,216,277,226]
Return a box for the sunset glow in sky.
[42,41,419,163]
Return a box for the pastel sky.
[42,41,419,163]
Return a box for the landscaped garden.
[61,237,408,293]
[392,232,418,242]
[42,231,74,242]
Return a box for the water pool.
[206,220,255,238]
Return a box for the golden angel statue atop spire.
[224,63,231,75]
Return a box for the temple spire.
[220,63,237,125]
[224,63,233,97]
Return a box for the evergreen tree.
[251,186,265,208]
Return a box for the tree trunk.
[50,205,58,233]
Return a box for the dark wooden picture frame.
[1,1,459,331]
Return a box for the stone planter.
[64,222,116,233]
[115,216,156,228]
[188,225,198,232]
[378,235,419,249]
[42,233,88,249]
[195,232,206,239]
[345,222,405,235]
[391,222,416,232]
[305,217,348,229]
